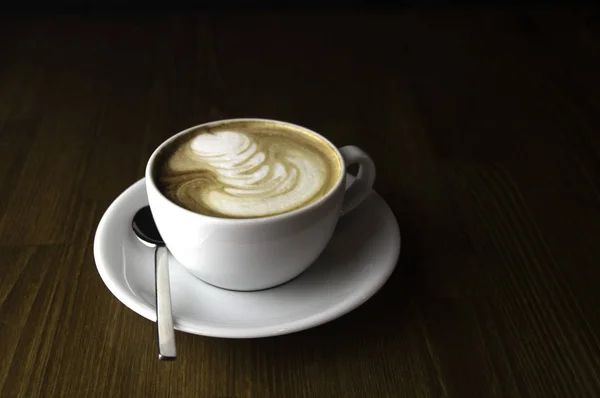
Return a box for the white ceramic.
[93,178,400,338]
[146,118,377,291]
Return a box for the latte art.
[155,122,341,218]
[186,131,327,216]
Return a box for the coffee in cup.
[152,120,342,219]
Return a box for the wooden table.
[1,8,600,397]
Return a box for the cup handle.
[339,145,376,216]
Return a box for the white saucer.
[93,177,401,339]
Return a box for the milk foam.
[178,130,331,217]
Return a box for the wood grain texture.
[1,8,600,398]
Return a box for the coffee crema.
[153,121,342,219]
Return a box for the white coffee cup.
[146,118,376,291]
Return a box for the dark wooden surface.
[1,8,600,398]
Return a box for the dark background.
[1,0,589,14]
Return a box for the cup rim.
[145,118,346,224]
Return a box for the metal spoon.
[132,206,176,361]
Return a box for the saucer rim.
[93,178,401,339]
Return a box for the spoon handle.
[155,245,176,360]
